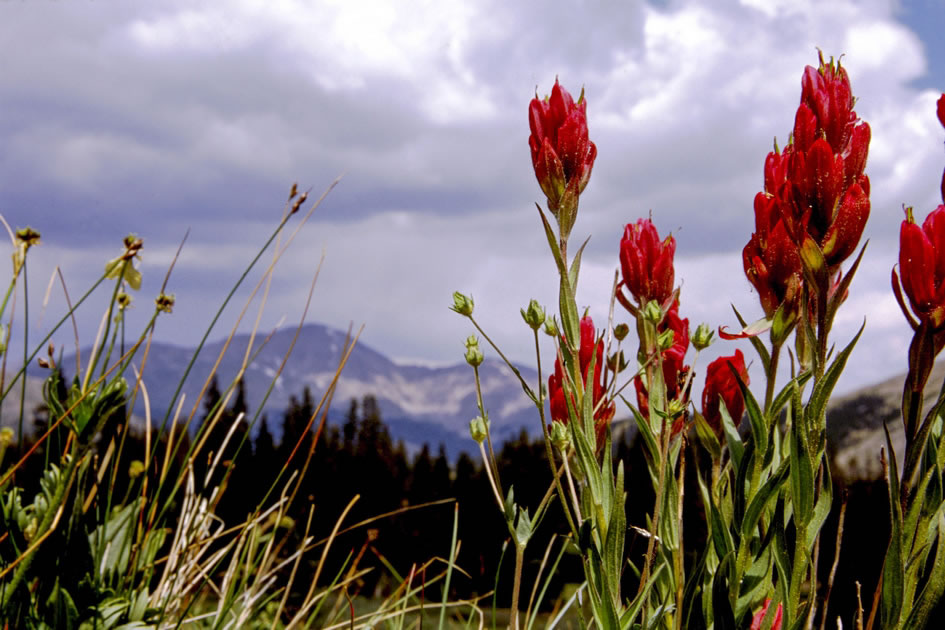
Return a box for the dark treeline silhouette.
[11,374,936,627]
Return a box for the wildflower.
[750,598,783,630]
[894,206,945,329]
[529,79,597,240]
[618,219,676,309]
[701,349,749,437]
[754,53,871,273]
[548,315,614,447]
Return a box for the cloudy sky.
[2,0,944,402]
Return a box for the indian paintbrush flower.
[701,349,749,437]
[894,206,945,330]
[547,315,614,448]
[529,79,597,242]
[618,219,676,310]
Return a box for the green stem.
[474,364,503,496]
[510,543,525,630]
[469,316,537,402]
[788,521,809,625]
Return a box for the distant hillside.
[26,324,540,456]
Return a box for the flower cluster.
[745,53,871,319]
[894,94,945,331]
[529,79,597,241]
[618,218,677,310]
[548,315,615,446]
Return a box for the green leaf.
[712,552,738,630]
[805,459,833,552]
[89,499,141,582]
[807,321,865,440]
[882,421,905,630]
[789,420,815,524]
[731,365,766,459]
[769,372,812,426]
[906,512,945,629]
[693,410,722,461]
[569,235,591,295]
[741,458,790,543]
[719,397,745,473]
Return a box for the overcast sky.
[2,0,945,402]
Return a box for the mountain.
[826,361,945,482]
[11,321,938,474]
[24,323,541,457]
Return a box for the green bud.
[129,460,146,479]
[0,427,13,447]
[450,291,475,316]
[607,350,628,374]
[658,328,676,351]
[550,420,570,451]
[691,322,715,350]
[543,318,559,337]
[464,336,484,367]
[520,299,545,331]
[667,398,687,419]
[643,300,663,324]
[613,323,630,342]
[469,416,488,443]
[465,346,483,367]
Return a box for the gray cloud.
[1,0,943,404]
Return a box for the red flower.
[701,349,749,437]
[635,301,690,434]
[743,192,803,319]
[894,205,945,330]
[750,599,783,630]
[619,218,676,308]
[548,316,615,446]
[529,80,597,237]
[750,53,871,288]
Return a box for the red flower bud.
[896,205,945,329]
[701,349,749,437]
[529,80,597,237]
[619,218,676,308]
[750,599,783,630]
[548,315,614,448]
